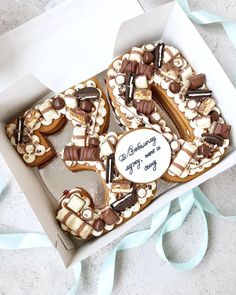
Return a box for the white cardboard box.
[0,0,236,267]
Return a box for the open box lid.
[1,0,236,267]
[0,0,142,93]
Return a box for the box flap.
[0,0,142,93]
[113,1,174,57]
[0,74,51,122]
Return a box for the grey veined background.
[0,0,236,294]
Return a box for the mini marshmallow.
[180,65,193,81]
[129,47,144,63]
[64,95,78,109]
[137,187,147,198]
[64,88,75,96]
[144,43,156,52]
[194,116,211,129]
[170,140,181,152]
[100,140,115,156]
[135,75,148,89]
[115,74,126,85]
[25,144,35,155]
[187,99,198,110]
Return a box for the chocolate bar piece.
[154,42,165,68]
[106,154,115,183]
[197,98,216,116]
[188,74,205,90]
[111,191,138,213]
[75,87,100,101]
[63,146,80,161]
[70,108,90,125]
[198,144,214,158]
[135,63,154,80]
[134,89,152,101]
[93,218,105,231]
[120,60,137,74]
[211,122,231,139]
[209,110,220,122]
[186,89,212,101]
[15,117,24,144]
[111,179,132,193]
[89,137,100,147]
[136,100,155,116]
[168,142,197,177]
[125,73,135,103]
[38,100,58,121]
[78,147,100,161]
[143,51,154,64]
[101,207,119,225]
[72,126,87,146]
[80,100,94,113]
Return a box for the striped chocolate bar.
[168,142,197,177]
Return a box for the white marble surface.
[0,0,236,294]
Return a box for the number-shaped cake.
[6,42,231,240]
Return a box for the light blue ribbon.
[154,189,208,270]
[0,175,81,295]
[97,202,171,295]
[177,0,236,49]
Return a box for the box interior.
[0,1,236,267]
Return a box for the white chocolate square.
[100,140,115,156]
[56,207,70,223]
[80,224,93,239]
[67,193,85,213]
[135,75,148,89]
[65,214,83,231]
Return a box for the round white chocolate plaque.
[115,128,171,183]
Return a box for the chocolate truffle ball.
[169,81,181,94]
[143,51,155,64]
[52,96,65,110]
